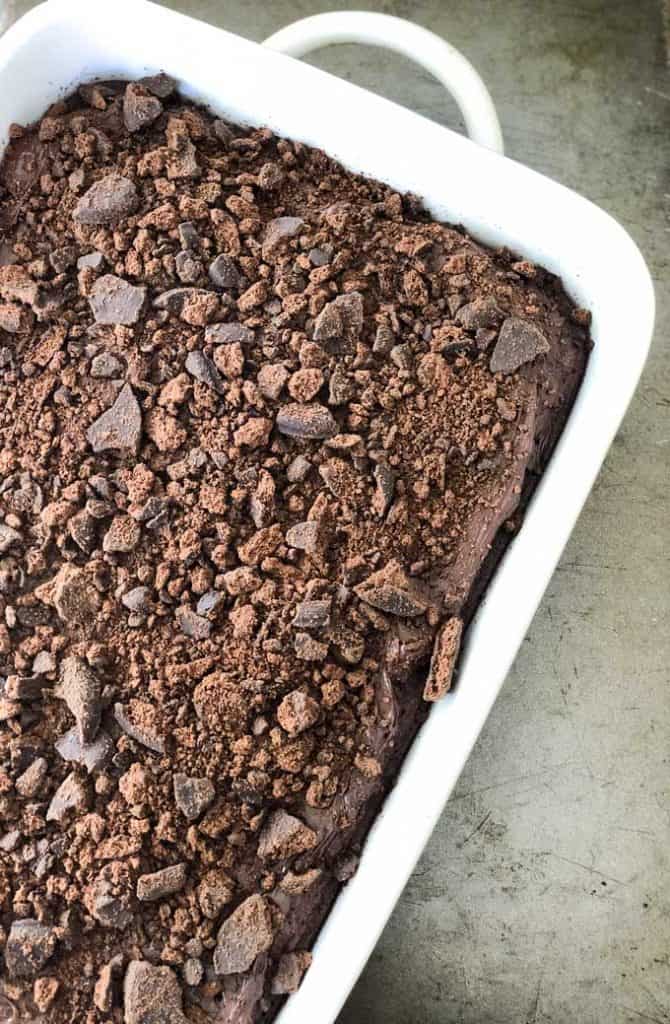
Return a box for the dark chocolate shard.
[185,349,224,393]
[56,655,102,744]
[175,606,211,640]
[86,383,142,453]
[55,727,113,774]
[208,253,240,290]
[138,72,177,98]
[5,919,57,978]
[271,951,312,995]
[423,616,463,701]
[276,403,337,440]
[455,296,504,331]
[123,960,188,1024]
[314,291,363,346]
[262,216,305,259]
[355,561,428,617]
[372,462,396,517]
[213,895,275,975]
[46,771,88,823]
[136,863,187,902]
[123,82,163,133]
[89,274,146,325]
[173,773,215,821]
[490,316,550,374]
[74,173,139,226]
[292,598,332,631]
[205,321,254,346]
[257,809,317,861]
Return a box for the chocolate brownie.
[0,76,590,1022]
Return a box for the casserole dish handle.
[263,10,504,154]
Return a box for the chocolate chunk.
[77,250,105,271]
[213,119,233,146]
[65,509,94,557]
[308,246,331,267]
[209,254,239,290]
[277,689,320,736]
[123,82,163,132]
[87,867,133,930]
[372,462,395,516]
[314,291,363,347]
[276,403,337,440]
[262,216,305,259]
[114,700,165,754]
[94,955,123,1013]
[175,249,201,284]
[90,351,124,378]
[285,520,320,554]
[196,590,224,617]
[51,564,101,624]
[205,321,254,346]
[123,961,187,1024]
[257,809,317,861]
[292,598,331,631]
[55,727,113,774]
[0,523,21,554]
[74,174,139,225]
[175,606,211,640]
[185,349,224,393]
[86,383,142,453]
[166,116,199,180]
[5,674,46,700]
[103,515,141,553]
[455,296,504,331]
[15,757,48,798]
[89,274,146,325]
[173,773,215,821]
[56,655,102,744]
[121,586,152,612]
[355,561,428,617]
[178,221,200,250]
[271,951,312,995]
[313,300,343,344]
[287,454,311,482]
[423,616,463,701]
[46,771,88,823]
[137,863,187,902]
[328,364,354,406]
[138,72,176,98]
[490,316,551,374]
[257,363,289,401]
[197,870,235,919]
[6,920,57,978]
[213,894,275,975]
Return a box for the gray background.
[5,1,670,1022]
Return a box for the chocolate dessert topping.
[0,77,589,1023]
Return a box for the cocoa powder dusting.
[0,78,590,1022]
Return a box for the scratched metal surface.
[3,1,670,1022]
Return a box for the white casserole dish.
[0,2,655,1021]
